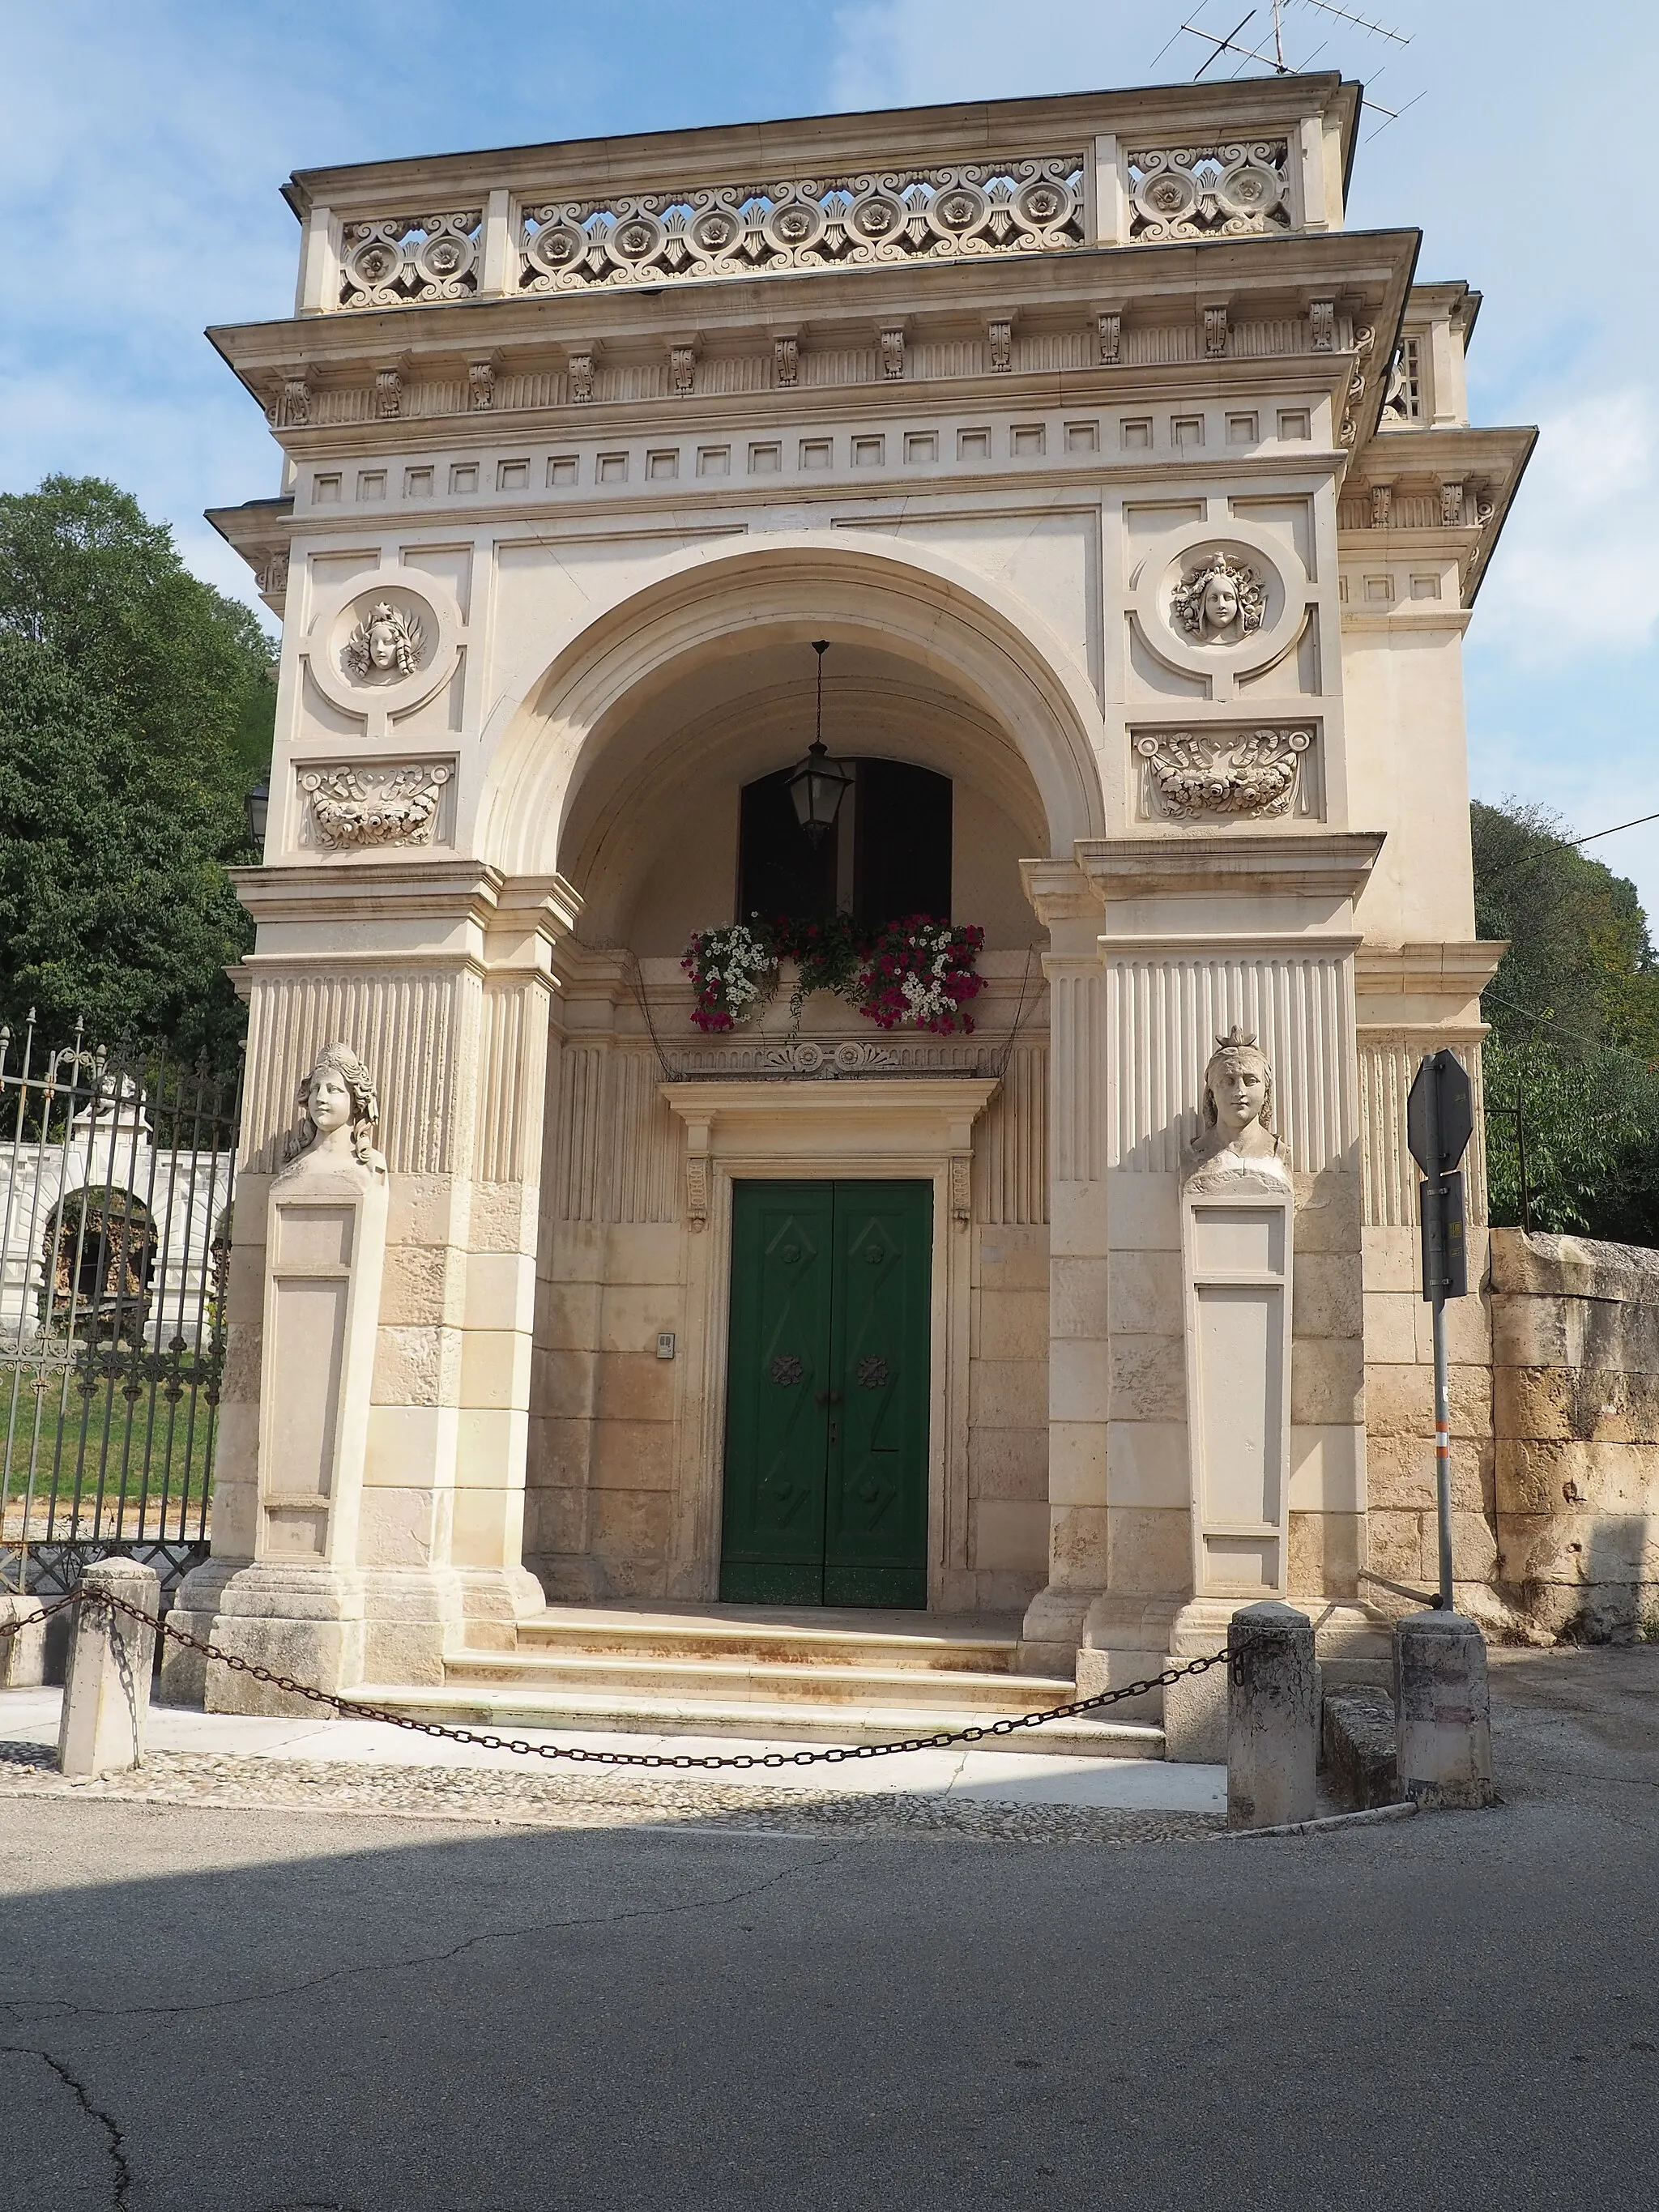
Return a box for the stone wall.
[1493,1230,1659,1640]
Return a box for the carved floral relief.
[1135,727,1312,821]
[300,763,453,850]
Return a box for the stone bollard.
[1227,1601,1317,1831]
[1394,1611,1495,1809]
[0,1592,47,1688]
[58,1561,160,1779]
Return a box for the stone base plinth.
[204,1562,368,1719]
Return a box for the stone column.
[169,862,577,1711]
[1017,864,1111,1672]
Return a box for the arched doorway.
[475,539,1098,1613]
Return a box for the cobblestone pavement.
[0,1737,1223,1844]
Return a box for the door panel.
[720,1179,931,1608]
[719,1184,834,1605]
[825,1183,932,1608]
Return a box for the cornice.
[1073,829,1384,902]
[210,229,1418,389]
[1355,940,1505,997]
[231,859,506,929]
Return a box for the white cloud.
[830,0,1149,109]
[1476,386,1659,667]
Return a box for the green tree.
[0,476,274,1063]
[1474,799,1659,1242]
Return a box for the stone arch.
[472,534,1106,885]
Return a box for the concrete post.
[1227,1600,1317,1830]
[0,1593,46,1687]
[58,1561,160,1779]
[1394,1611,1495,1809]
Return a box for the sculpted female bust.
[276,1042,388,1188]
[1181,1025,1290,1192]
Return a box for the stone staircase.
[360,1602,1166,1758]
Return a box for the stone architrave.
[1180,1028,1294,1601]
[205,1042,389,1716]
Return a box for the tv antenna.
[1150,0,1424,138]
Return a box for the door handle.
[813,1389,844,1406]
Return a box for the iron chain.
[31,1584,1230,1774]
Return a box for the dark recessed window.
[736,758,952,929]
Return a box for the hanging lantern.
[786,641,851,846]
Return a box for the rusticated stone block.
[1109,1334,1185,1421]
[1289,1337,1364,1426]
[590,1487,672,1561]
[1291,1253,1363,1340]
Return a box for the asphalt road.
[3,1648,1658,2212]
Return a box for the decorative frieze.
[1096,309,1121,364]
[1133,727,1314,822]
[774,334,799,387]
[298,762,454,851]
[374,367,402,419]
[669,343,697,396]
[987,318,1013,373]
[880,325,906,379]
[1309,298,1335,351]
[568,348,595,403]
[467,360,496,410]
[1126,142,1290,242]
[1370,481,1393,528]
[1440,479,1465,527]
[1202,303,1228,357]
[513,157,1085,297]
[339,211,482,309]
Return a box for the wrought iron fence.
[0,1014,239,1600]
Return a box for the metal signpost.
[1406,1048,1473,1611]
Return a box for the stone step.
[358,1678,1166,1758]
[513,1608,1021,1676]
[444,1649,1068,1711]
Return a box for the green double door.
[720,1180,932,1609]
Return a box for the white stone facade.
[185,75,1533,1691]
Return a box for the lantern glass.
[787,740,851,846]
[245,776,271,850]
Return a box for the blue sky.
[6,0,1655,913]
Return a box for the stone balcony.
[284,75,1360,316]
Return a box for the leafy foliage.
[1475,800,1659,1242]
[0,477,275,1063]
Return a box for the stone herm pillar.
[1182,1026,1294,1603]
[207,1041,388,1717]
[58,1560,160,1778]
[1394,1611,1495,1809]
[0,1592,46,1687]
[1227,1599,1316,1830]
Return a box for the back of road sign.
[1407,1049,1473,1178]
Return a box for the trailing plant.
[680,921,778,1032]
[681,912,987,1035]
[773,911,865,1028]
[859,916,986,1035]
